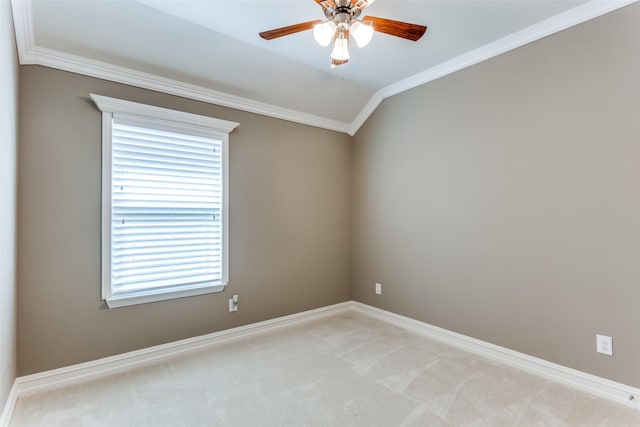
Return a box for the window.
[91,94,239,308]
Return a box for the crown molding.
[9,0,352,135]
[11,0,640,137]
[379,0,639,101]
[9,0,33,62]
[23,47,353,134]
[349,91,384,136]
[351,0,639,135]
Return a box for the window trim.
[91,94,239,308]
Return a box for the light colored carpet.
[9,311,640,426]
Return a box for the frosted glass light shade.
[313,21,337,47]
[350,20,374,47]
[331,34,349,61]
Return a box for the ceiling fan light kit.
[259,0,427,68]
[349,20,374,48]
[313,21,337,46]
[331,29,350,63]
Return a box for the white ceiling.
[11,0,636,134]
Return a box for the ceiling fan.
[259,0,427,68]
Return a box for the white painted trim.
[94,95,235,309]
[0,381,18,427]
[221,129,230,287]
[355,0,640,135]
[348,92,384,136]
[11,302,353,398]
[90,94,240,132]
[352,302,640,410]
[100,110,113,305]
[3,300,639,425]
[9,0,33,65]
[12,0,638,136]
[374,0,640,106]
[104,284,227,309]
[10,0,350,134]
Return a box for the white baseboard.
[0,301,352,425]
[0,382,17,427]
[352,302,640,410]
[3,300,638,426]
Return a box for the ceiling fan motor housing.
[324,0,363,25]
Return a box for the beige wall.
[17,66,352,375]
[14,0,640,391]
[0,0,18,410]
[352,4,640,387]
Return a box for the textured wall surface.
[0,0,19,410]
[18,66,352,375]
[352,3,640,387]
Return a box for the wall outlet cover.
[229,298,238,312]
[375,283,382,295]
[596,334,612,356]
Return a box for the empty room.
[2,0,640,425]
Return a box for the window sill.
[104,283,227,308]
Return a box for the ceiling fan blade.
[351,0,376,10]
[259,20,323,40]
[314,0,336,8]
[364,16,427,41]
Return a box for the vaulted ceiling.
[11,0,636,134]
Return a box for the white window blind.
[91,94,238,308]
[111,115,223,297]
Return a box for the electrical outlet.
[375,283,382,295]
[596,334,612,356]
[229,294,238,312]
